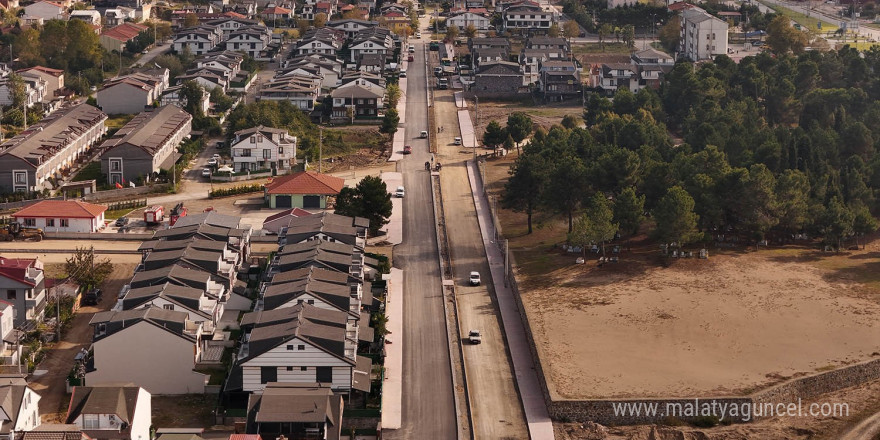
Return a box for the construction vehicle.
[169,202,187,226]
[144,205,165,225]
[0,223,44,241]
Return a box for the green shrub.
[209,184,263,198]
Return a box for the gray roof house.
[0,257,47,328]
[473,61,524,97]
[245,382,343,440]
[0,375,41,437]
[98,105,192,186]
[279,212,368,248]
[65,386,152,440]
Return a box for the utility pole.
[318,126,323,173]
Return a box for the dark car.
[115,217,129,227]
[81,288,102,306]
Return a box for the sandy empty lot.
[521,250,880,399]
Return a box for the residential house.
[279,212,368,249]
[149,212,251,262]
[378,2,407,14]
[23,1,65,21]
[97,72,167,115]
[473,61,523,96]
[298,3,314,21]
[173,25,223,56]
[0,375,41,436]
[261,208,312,235]
[539,60,581,99]
[128,264,226,302]
[99,23,149,53]
[357,53,384,73]
[197,52,244,78]
[0,302,22,365]
[176,68,230,92]
[292,28,345,57]
[230,304,371,394]
[520,47,568,86]
[525,36,570,53]
[98,105,192,186]
[116,282,221,335]
[260,5,291,25]
[16,425,90,440]
[0,75,46,107]
[348,27,393,63]
[65,386,151,440]
[631,47,674,90]
[337,71,385,89]
[469,37,510,52]
[380,10,409,34]
[160,85,211,115]
[447,11,490,30]
[502,1,555,32]
[257,76,320,111]
[325,19,377,40]
[597,62,638,94]
[275,64,334,90]
[313,1,335,18]
[225,25,272,59]
[0,258,45,328]
[330,81,384,120]
[206,17,260,36]
[271,240,377,280]
[230,126,297,174]
[244,383,342,440]
[679,6,728,61]
[104,7,135,26]
[0,0,19,11]
[0,104,107,193]
[85,309,208,394]
[263,171,344,209]
[137,238,241,289]
[282,54,342,89]
[12,200,106,233]
[69,9,101,25]
[16,67,64,100]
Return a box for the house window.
[307,299,315,305]
[287,344,294,350]
[82,415,99,429]
[163,304,174,310]
[110,159,122,172]
[23,219,35,227]
[298,344,305,350]
[297,299,304,304]
[301,366,307,371]
[263,149,271,159]
[316,366,332,383]
[278,147,283,154]
[6,290,16,301]
[46,219,54,227]
[357,99,364,104]
[60,219,69,227]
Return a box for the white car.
[201,168,212,177]
[395,186,405,198]
[415,32,422,38]
[420,130,428,139]
[469,271,481,286]
[468,330,482,344]
[207,158,218,166]
[453,137,462,145]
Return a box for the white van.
[408,44,415,53]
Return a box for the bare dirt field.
[474,99,583,132]
[482,154,880,402]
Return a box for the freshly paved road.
[433,83,529,437]
[384,40,457,440]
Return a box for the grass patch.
[152,395,215,427]
[196,368,227,385]
[103,208,135,220]
[106,114,136,130]
[72,162,103,182]
[758,1,838,33]
[572,42,634,54]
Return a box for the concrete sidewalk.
[377,172,403,246]
[466,160,555,440]
[381,268,403,430]
[458,110,477,149]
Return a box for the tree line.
[503,46,880,249]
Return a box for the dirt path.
[841,410,880,440]
[31,263,135,422]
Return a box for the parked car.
[408,44,415,53]
[408,54,414,62]
[207,158,218,166]
[420,130,428,139]
[453,137,461,145]
[395,186,406,198]
[469,271,481,286]
[201,168,212,177]
[82,288,102,306]
[115,217,129,227]
[415,31,422,38]
[400,70,407,78]
[403,145,412,154]
[468,329,482,344]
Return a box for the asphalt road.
[433,85,529,437]
[384,40,457,439]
